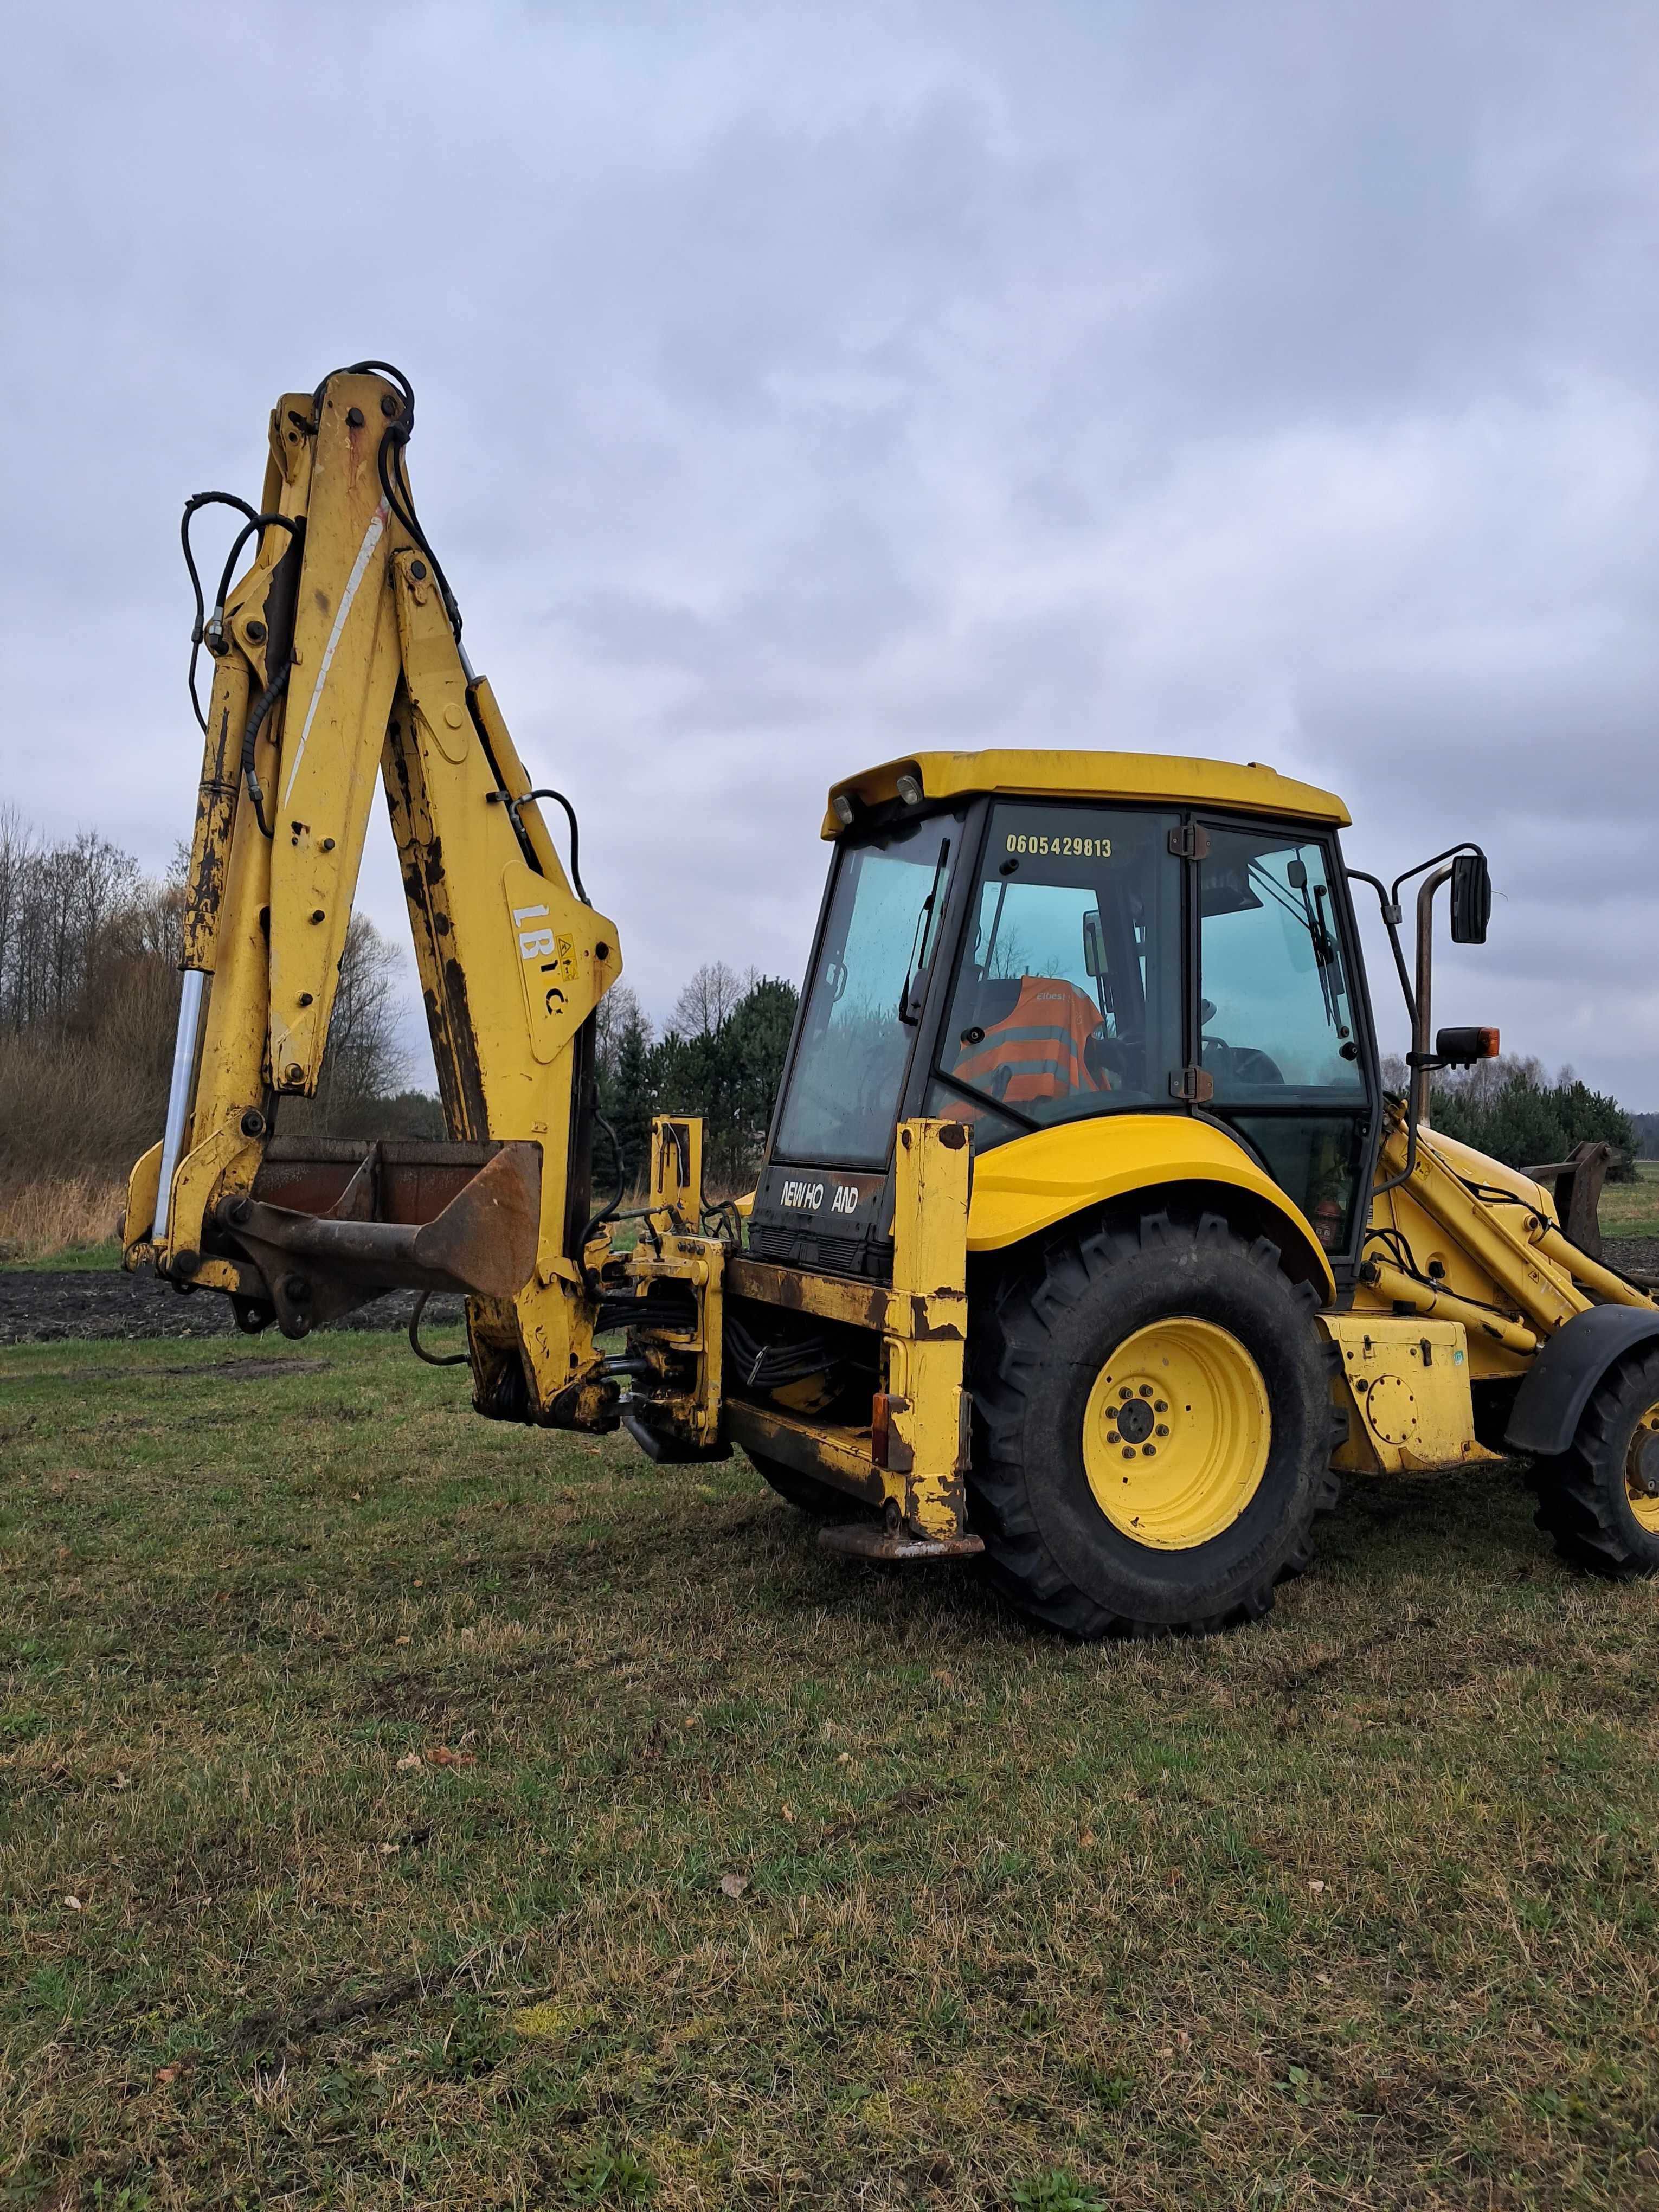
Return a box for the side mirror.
[1082,909,1105,978]
[1450,851,1491,944]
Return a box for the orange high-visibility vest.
[951,976,1108,1107]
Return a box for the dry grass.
[0,1174,124,1264]
[3,1330,1659,2209]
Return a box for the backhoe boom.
[127,366,625,1426]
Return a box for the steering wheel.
[1085,1027,1142,1087]
[1201,1036,1285,1086]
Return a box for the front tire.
[969,1210,1342,1637]
[1530,1346,1659,1578]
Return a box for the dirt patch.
[0,1270,464,1346]
[20,1355,333,1382]
[1604,1235,1659,1278]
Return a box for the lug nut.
[1121,1446,1135,1461]
[1142,1444,1156,1457]
[1155,1400,1168,1413]
[1139,1384,1153,1397]
[1155,1424,1169,1438]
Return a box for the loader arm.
[126,366,623,1427]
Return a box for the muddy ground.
[5,1239,1657,1348]
[0,1268,464,1345]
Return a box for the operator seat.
[951,974,1111,1111]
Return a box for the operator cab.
[748,752,1380,1284]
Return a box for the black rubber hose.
[510,789,588,904]
[408,1289,467,1367]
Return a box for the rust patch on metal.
[909,1293,964,1342]
[443,957,488,1137]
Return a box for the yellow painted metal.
[134,366,628,1431]
[1362,1257,1539,1360]
[628,1233,728,1453]
[123,1142,162,1256]
[649,1117,704,1218]
[966,1113,1335,1296]
[1528,1220,1654,1310]
[1322,1314,1499,1475]
[1083,1317,1271,1547]
[725,1400,886,1504]
[267,375,408,1095]
[726,1254,889,1334]
[823,750,1349,839]
[885,1117,974,1538]
[1356,1113,1596,1380]
[1626,1398,1659,1533]
[1414,1128,1556,1216]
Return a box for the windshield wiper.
[898,838,951,1024]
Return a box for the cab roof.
[821,749,1351,839]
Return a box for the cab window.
[774,811,960,1168]
[929,803,1181,1147]
[1198,826,1368,1251]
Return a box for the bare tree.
[0,805,33,1026]
[0,822,140,1033]
[317,913,407,1124]
[595,981,653,1081]
[672,959,755,1038]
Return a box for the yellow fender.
[964,1114,1335,1300]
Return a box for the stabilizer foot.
[817,1522,985,1563]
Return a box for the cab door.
[1189,817,1378,1264]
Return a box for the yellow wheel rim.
[1626,1401,1659,1533]
[1082,1317,1271,1549]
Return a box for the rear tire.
[1530,1346,1659,1578]
[969,1209,1343,1638]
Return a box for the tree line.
[597,961,799,1194]
[0,810,415,1194]
[0,809,800,1210]
[5,802,1643,1220]
[1378,1050,1639,1180]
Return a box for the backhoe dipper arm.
[126,366,625,1429]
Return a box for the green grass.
[0,1239,123,1274]
[4,1332,1659,2208]
[1598,1159,1659,1242]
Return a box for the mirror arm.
[1347,868,1417,1027]
[1411,865,1457,1129]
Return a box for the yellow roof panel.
[821,749,1351,838]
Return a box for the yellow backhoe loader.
[126,362,1659,1637]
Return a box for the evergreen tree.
[1431,1065,1636,1181]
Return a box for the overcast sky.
[4,1,1657,1099]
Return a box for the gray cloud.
[4,0,1657,1098]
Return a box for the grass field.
[4,1333,1659,2209]
[1594,1160,1659,1242]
